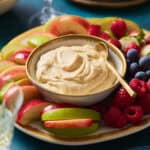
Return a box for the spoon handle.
[106,61,136,97]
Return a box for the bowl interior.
[26,35,127,96]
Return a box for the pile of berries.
[91,78,150,128]
[88,18,150,129]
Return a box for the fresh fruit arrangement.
[1,15,150,139]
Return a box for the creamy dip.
[36,44,116,96]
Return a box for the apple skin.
[44,123,99,138]
[41,108,100,122]
[0,66,26,89]
[10,51,30,65]
[15,78,32,86]
[0,60,16,72]
[42,103,78,114]
[44,118,93,128]
[4,85,41,108]
[16,99,49,125]
[46,15,90,36]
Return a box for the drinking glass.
[0,85,23,150]
[28,0,65,27]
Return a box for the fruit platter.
[1,15,150,145]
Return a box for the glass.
[28,0,65,28]
[0,86,23,150]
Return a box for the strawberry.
[88,25,101,36]
[145,35,150,45]
[125,42,141,54]
[110,19,127,39]
[108,38,122,49]
[99,32,111,40]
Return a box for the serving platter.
[71,0,148,8]
[1,17,150,145]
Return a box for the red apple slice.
[16,78,32,86]
[4,85,40,108]
[44,118,93,128]
[46,15,89,36]
[10,51,30,65]
[0,66,26,89]
[0,60,16,72]
[17,99,49,125]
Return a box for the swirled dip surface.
[36,45,116,96]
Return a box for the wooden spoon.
[96,43,136,97]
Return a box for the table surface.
[0,0,150,149]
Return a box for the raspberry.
[145,35,150,44]
[110,19,127,39]
[125,42,141,54]
[146,79,150,93]
[103,106,127,128]
[90,104,107,114]
[99,32,111,40]
[138,93,150,114]
[88,25,101,36]
[108,38,122,49]
[112,88,135,109]
[129,78,147,97]
[124,105,143,123]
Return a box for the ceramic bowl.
[0,0,17,14]
[26,35,127,106]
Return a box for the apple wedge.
[16,99,49,125]
[10,51,30,65]
[0,66,26,89]
[16,78,32,86]
[45,15,89,36]
[4,85,41,108]
[0,60,16,72]
[44,119,93,128]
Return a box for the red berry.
[129,78,147,97]
[108,38,122,49]
[124,105,143,123]
[138,93,150,114]
[146,79,150,93]
[145,35,150,44]
[88,25,101,36]
[99,32,111,40]
[125,42,141,53]
[112,88,135,109]
[110,19,127,39]
[90,104,107,114]
[103,106,127,128]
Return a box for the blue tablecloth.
[0,0,150,149]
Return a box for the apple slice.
[41,108,100,121]
[0,66,26,89]
[0,60,16,72]
[45,15,89,36]
[16,78,32,86]
[44,118,93,128]
[10,51,30,65]
[16,99,49,125]
[27,35,52,47]
[44,123,99,138]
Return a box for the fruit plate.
[15,116,150,145]
[1,17,150,145]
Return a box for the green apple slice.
[41,108,100,121]
[44,123,99,138]
[27,35,51,47]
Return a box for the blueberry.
[127,49,138,61]
[129,62,139,75]
[135,71,147,81]
[146,70,150,78]
[139,56,150,70]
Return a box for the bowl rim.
[26,34,127,97]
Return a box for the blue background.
[0,0,150,149]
